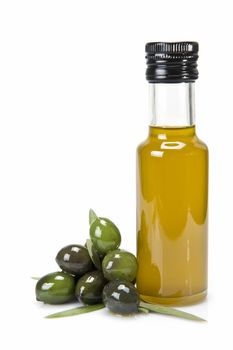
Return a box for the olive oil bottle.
[136,42,208,305]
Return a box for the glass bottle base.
[140,290,207,306]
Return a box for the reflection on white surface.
[161,141,186,149]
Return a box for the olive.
[36,271,76,304]
[56,244,93,276]
[75,270,107,305]
[90,217,121,255]
[102,249,138,282]
[102,280,139,314]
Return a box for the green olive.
[56,244,93,276]
[102,280,139,314]
[36,271,76,304]
[102,249,138,282]
[75,270,107,305]
[90,217,121,255]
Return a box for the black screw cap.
[145,41,199,83]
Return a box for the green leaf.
[31,277,40,280]
[139,301,206,322]
[89,209,98,226]
[138,307,149,314]
[45,304,105,319]
[86,239,102,270]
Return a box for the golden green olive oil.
[136,126,208,305]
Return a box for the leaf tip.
[89,209,98,226]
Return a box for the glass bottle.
[136,42,208,306]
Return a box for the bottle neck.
[148,82,195,128]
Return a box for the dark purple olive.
[102,280,139,314]
[56,244,93,276]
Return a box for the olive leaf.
[31,277,40,280]
[138,307,150,314]
[89,209,98,226]
[139,301,206,322]
[45,304,105,319]
[86,239,102,270]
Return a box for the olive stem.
[45,304,105,319]
[139,301,206,322]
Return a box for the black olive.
[56,244,93,276]
[102,280,139,314]
[75,270,107,305]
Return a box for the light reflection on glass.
[161,141,186,149]
[158,134,167,140]
[151,151,164,158]
[187,239,190,262]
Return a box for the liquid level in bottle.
[136,126,208,306]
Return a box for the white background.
[0,0,232,349]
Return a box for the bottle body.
[136,125,208,305]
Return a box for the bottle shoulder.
[137,132,208,156]
[194,135,209,152]
[137,138,151,153]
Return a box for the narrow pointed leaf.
[139,301,206,322]
[138,307,149,314]
[89,209,98,226]
[45,304,104,319]
[86,239,102,270]
[31,277,40,280]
